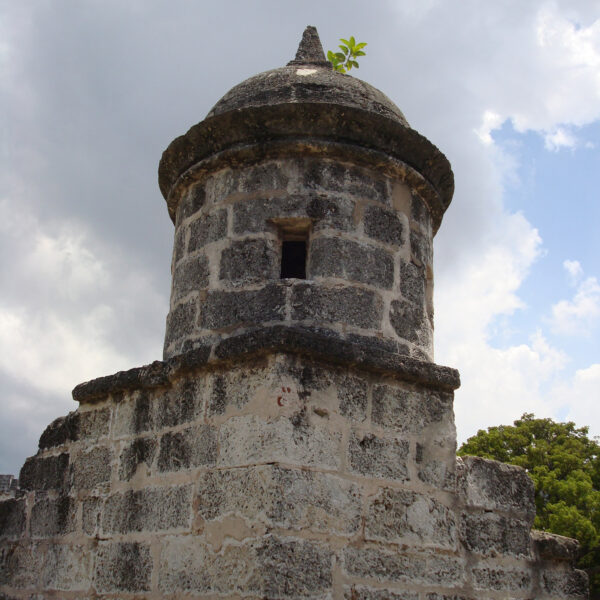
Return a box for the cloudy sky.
[1,0,599,475]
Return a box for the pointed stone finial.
[287,26,331,67]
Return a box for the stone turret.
[159,25,453,362]
[0,27,587,600]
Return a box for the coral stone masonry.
[0,26,588,600]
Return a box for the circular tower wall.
[159,27,453,362]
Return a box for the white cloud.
[549,275,600,335]
[553,363,600,439]
[475,110,503,146]
[544,126,577,151]
[563,259,584,284]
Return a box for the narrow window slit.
[281,240,307,279]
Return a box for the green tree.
[327,36,367,73]
[459,413,600,596]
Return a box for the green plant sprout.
[327,36,367,73]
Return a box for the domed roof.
[207,26,409,127]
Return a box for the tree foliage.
[459,413,600,596]
[327,36,367,73]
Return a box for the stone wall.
[165,156,434,363]
[0,336,587,599]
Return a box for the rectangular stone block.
[344,586,418,600]
[41,544,91,591]
[541,567,588,598]
[218,414,341,470]
[196,465,361,535]
[219,238,279,286]
[71,446,112,491]
[309,237,394,289]
[200,284,286,330]
[102,485,192,534]
[338,374,368,422]
[291,282,383,330]
[30,495,77,538]
[113,390,153,437]
[365,488,457,549]
[471,564,532,593]
[371,385,454,435]
[458,456,535,523]
[205,167,240,203]
[82,496,102,536]
[207,362,267,416]
[343,547,464,587]
[118,436,157,481]
[389,298,425,343]
[187,208,227,252]
[157,425,217,472]
[410,229,432,267]
[178,182,206,223]
[0,542,43,587]
[257,536,333,598]
[0,499,26,538]
[172,255,209,300]
[400,260,425,305]
[94,542,152,593]
[461,511,531,557]
[348,430,409,481]
[164,299,198,351]
[19,453,69,492]
[363,204,404,246]
[155,377,203,429]
[232,195,306,235]
[159,537,257,595]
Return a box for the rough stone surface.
[94,542,152,593]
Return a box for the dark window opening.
[280,240,307,279]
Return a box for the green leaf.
[340,38,351,46]
[354,42,367,50]
[349,36,356,47]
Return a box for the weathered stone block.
[155,377,202,429]
[41,544,91,591]
[200,284,286,330]
[364,204,404,246]
[291,282,383,330]
[471,565,532,593]
[307,194,355,232]
[533,530,580,562]
[343,547,464,587]
[0,499,25,539]
[309,237,394,289]
[218,414,341,469]
[102,485,191,533]
[157,425,217,472]
[205,168,240,202]
[178,182,206,223]
[400,260,425,305]
[38,413,79,449]
[196,465,361,535]
[232,195,306,235]
[541,568,588,597]
[365,488,457,548]
[371,385,453,434]
[458,456,535,522]
[113,390,153,437]
[164,299,197,349]
[94,542,152,593]
[71,446,112,491]
[118,436,157,481]
[348,431,409,481]
[173,224,186,264]
[172,255,209,299]
[238,161,288,193]
[389,298,424,343]
[0,542,43,587]
[159,537,256,595]
[219,238,279,285]
[207,363,267,416]
[461,511,531,557]
[344,586,418,600]
[410,229,432,267]
[187,208,227,252]
[338,374,368,422]
[257,536,333,598]
[19,453,69,492]
[30,495,77,538]
[82,496,102,536]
